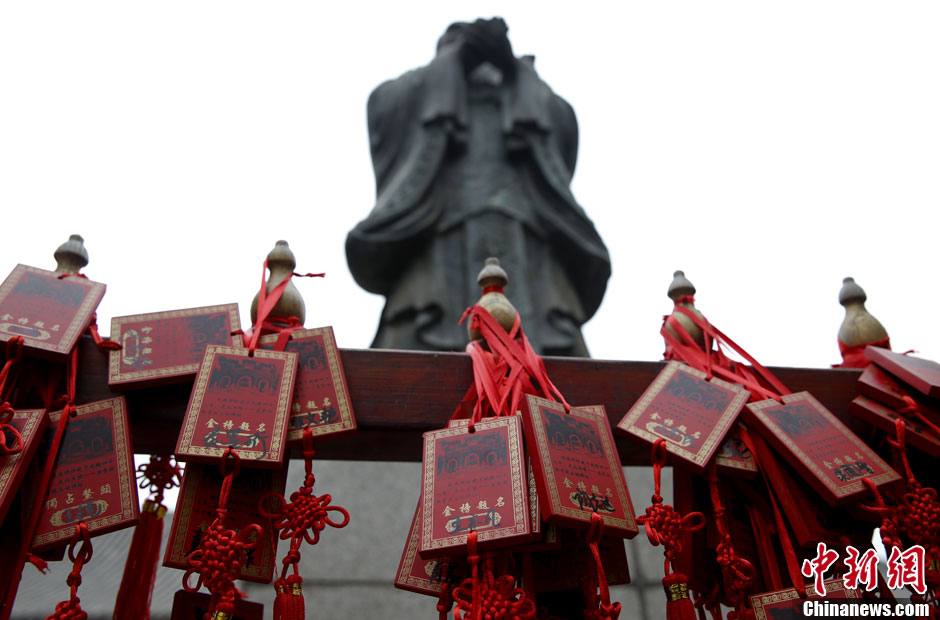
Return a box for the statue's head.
[436,17,510,53]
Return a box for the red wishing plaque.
[170,589,264,620]
[849,395,940,457]
[866,346,940,398]
[715,428,758,478]
[163,462,286,583]
[32,397,138,551]
[744,391,901,505]
[176,345,298,468]
[108,304,242,388]
[420,416,531,558]
[749,579,860,620]
[857,363,940,423]
[448,416,543,543]
[528,528,630,593]
[259,326,356,442]
[523,396,638,538]
[617,362,749,473]
[0,264,105,360]
[0,409,47,525]
[395,501,469,597]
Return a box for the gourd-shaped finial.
[468,257,518,341]
[837,277,888,347]
[54,234,89,274]
[663,270,705,347]
[250,240,305,325]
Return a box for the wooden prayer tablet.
[616,361,749,474]
[0,409,47,526]
[108,304,242,388]
[857,363,940,423]
[866,346,940,398]
[419,416,532,558]
[31,397,138,551]
[523,395,638,538]
[744,391,901,505]
[170,589,264,620]
[163,462,286,584]
[259,326,356,442]
[749,579,860,620]
[175,345,298,468]
[395,501,469,597]
[849,395,940,457]
[0,264,105,360]
[714,429,758,478]
[527,528,630,593]
[447,415,543,542]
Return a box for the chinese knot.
[183,449,261,619]
[46,523,93,620]
[259,428,349,620]
[452,531,535,620]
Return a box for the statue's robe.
[346,49,610,356]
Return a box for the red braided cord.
[886,420,940,583]
[583,512,622,620]
[706,464,756,611]
[46,523,93,620]
[259,429,350,584]
[0,337,25,456]
[452,531,534,620]
[183,450,261,617]
[636,440,705,575]
[1,347,78,620]
[897,396,940,441]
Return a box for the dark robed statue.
[346,18,610,356]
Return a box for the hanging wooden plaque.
[849,395,940,457]
[31,397,138,551]
[175,345,298,468]
[866,346,940,398]
[108,304,242,388]
[0,264,105,360]
[745,391,901,505]
[524,395,638,538]
[259,326,356,442]
[419,416,531,558]
[856,363,940,423]
[749,579,860,620]
[395,501,469,597]
[528,527,630,593]
[714,427,758,478]
[170,589,264,620]
[0,409,47,525]
[617,361,749,473]
[447,415,543,543]
[163,462,286,583]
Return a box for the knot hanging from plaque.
[183,450,262,618]
[46,523,93,620]
[259,428,350,620]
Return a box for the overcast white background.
[2,2,938,370]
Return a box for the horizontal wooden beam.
[71,336,863,465]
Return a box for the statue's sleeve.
[346,64,451,296]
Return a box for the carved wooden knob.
[54,234,89,274]
[837,277,887,347]
[250,240,305,325]
[663,270,705,347]
[468,257,518,341]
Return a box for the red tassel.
[113,500,166,620]
[663,573,697,620]
[272,575,305,620]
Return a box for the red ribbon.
[833,336,890,369]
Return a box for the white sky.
[2,2,938,370]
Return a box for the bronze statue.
[346,18,610,356]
